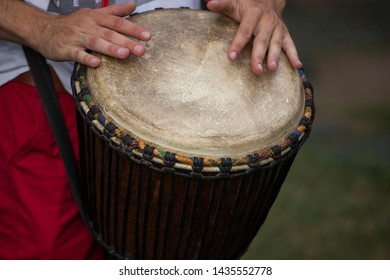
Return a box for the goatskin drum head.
[86,9,304,158]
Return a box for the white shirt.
[0,0,201,93]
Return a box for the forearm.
[0,0,53,49]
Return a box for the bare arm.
[0,0,49,44]
[207,0,302,75]
[0,0,151,67]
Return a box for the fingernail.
[257,63,263,73]
[141,31,151,40]
[90,58,99,67]
[117,48,127,56]
[229,51,238,60]
[271,60,278,70]
[133,45,144,56]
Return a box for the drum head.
[75,9,314,171]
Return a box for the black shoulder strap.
[22,46,87,223]
[201,0,208,10]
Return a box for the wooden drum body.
[72,9,314,259]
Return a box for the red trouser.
[0,81,103,259]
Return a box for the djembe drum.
[72,9,314,259]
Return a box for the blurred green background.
[242,0,390,259]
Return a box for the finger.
[282,36,302,68]
[250,19,277,75]
[72,47,101,67]
[266,27,284,72]
[98,14,151,42]
[83,33,145,60]
[228,12,259,62]
[98,27,146,56]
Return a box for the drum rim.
[72,60,314,173]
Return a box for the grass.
[242,103,390,259]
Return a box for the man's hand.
[0,1,150,68]
[39,2,151,67]
[207,0,302,75]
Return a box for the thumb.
[103,2,137,17]
[207,0,241,23]
[206,0,227,13]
